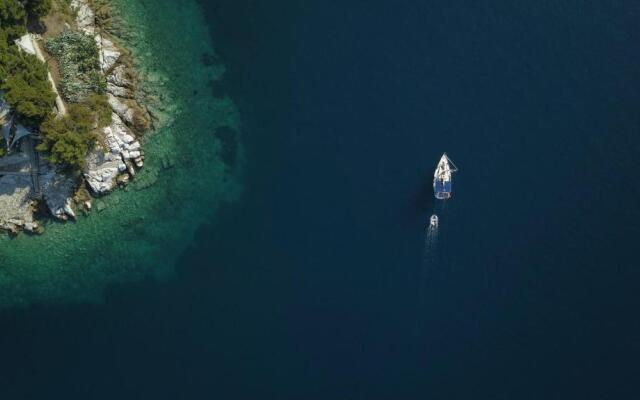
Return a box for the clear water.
[1,1,640,399]
[0,0,242,306]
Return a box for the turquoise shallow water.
[0,0,242,307]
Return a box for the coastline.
[1,0,150,233]
[0,0,243,307]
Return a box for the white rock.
[107,65,132,87]
[0,174,33,230]
[14,34,36,55]
[24,222,38,232]
[95,35,122,73]
[39,164,77,220]
[71,0,95,35]
[127,141,141,151]
[84,150,122,194]
[63,199,76,219]
[107,94,135,126]
[107,82,132,98]
[126,161,136,176]
[101,42,121,72]
[84,111,141,193]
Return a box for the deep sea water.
[0,1,639,399]
[0,0,242,306]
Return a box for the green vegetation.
[26,0,52,19]
[85,92,112,127]
[37,103,99,171]
[89,0,113,31]
[36,94,111,171]
[45,29,106,103]
[0,0,27,40]
[41,30,112,171]
[0,45,56,126]
[0,2,56,127]
[0,0,105,171]
[0,0,52,39]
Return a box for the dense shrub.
[37,103,98,171]
[45,29,106,103]
[85,92,112,128]
[89,0,112,31]
[0,36,56,126]
[0,0,26,40]
[26,0,51,19]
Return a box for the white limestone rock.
[40,165,77,220]
[103,113,139,159]
[107,82,133,98]
[107,65,132,88]
[99,36,121,72]
[23,222,39,233]
[0,174,34,231]
[14,34,36,55]
[84,149,125,194]
[84,113,142,193]
[107,94,135,126]
[71,0,95,35]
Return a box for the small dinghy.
[429,214,438,227]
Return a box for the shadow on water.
[413,172,435,215]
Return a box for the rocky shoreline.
[0,0,151,234]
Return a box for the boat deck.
[434,179,452,199]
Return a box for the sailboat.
[433,153,458,199]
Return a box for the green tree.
[85,92,112,128]
[26,0,51,19]
[37,103,98,171]
[0,44,55,126]
[0,0,26,40]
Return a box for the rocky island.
[0,0,150,234]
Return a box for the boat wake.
[419,200,446,286]
[420,211,440,290]
[423,220,438,263]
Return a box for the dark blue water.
[1,1,640,398]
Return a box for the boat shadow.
[413,172,435,214]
